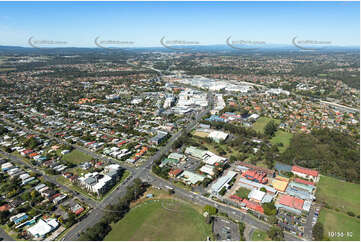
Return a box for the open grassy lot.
[319,208,360,241]
[104,199,212,241]
[316,175,360,215]
[252,117,280,133]
[62,149,93,164]
[270,130,293,153]
[252,229,269,241]
[193,130,209,138]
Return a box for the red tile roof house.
[20,149,33,156]
[168,169,183,178]
[0,204,11,212]
[291,165,319,182]
[242,199,264,214]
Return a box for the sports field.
[316,175,360,215]
[319,208,360,241]
[252,117,280,133]
[104,199,212,241]
[270,130,293,153]
[62,149,93,164]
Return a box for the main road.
[62,91,213,240]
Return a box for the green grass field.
[319,208,360,241]
[62,149,93,164]
[104,199,212,241]
[252,230,269,241]
[252,117,280,133]
[316,175,360,215]
[270,130,293,153]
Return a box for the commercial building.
[199,164,215,176]
[210,171,237,195]
[180,171,205,185]
[150,131,168,145]
[291,166,319,182]
[271,176,290,192]
[276,194,305,215]
[238,177,277,195]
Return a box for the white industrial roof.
[248,189,266,202]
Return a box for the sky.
[0,1,359,47]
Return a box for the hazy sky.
[0,1,359,47]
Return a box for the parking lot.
[213,216,240,241]
[277,209,306,237]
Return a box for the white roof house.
[27,218,59,238]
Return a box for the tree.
[0,210,10,225]
[30,190,39,200]
[267,226,284,241]
[313,222,324,240]
[203,205,217,216]
[262,202,277,216]
[268,215,278,225]
[238,222,246,240]
[264,121,278,137]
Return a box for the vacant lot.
[104,199,212,241]
[62,149,93,164]
[252,117,280,133]
[270,130,293,153]
[319,208,360,241]
[316,175,360,215]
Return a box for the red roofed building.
[20,149,33,156]
[230,195,243,203]
[169,169,183,178]
[294,178,315,186]
[74,207,84,215]
[0,204,11,212]
[28,152,39,158]
[292,165,319,182]
[242,199,264,214]
[278,194,304,211]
